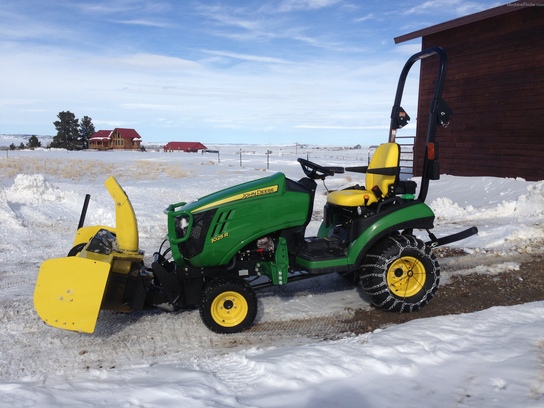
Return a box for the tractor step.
[298,237,346,261]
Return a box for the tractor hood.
[165,172,312,268]
[183,172,286,213]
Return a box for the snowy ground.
[0,143,543,407]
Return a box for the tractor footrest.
[298,237,346,261]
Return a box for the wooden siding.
[413,6,544,181]
[88,128,142,150]
[111,129,141,150]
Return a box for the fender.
[297,200,435,273]
[345,200,435,270]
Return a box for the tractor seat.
[327,142,400,207]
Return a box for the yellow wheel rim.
[386,256,427,298]
[210,291,248,328]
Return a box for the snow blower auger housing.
[34,177,147,333]
[34,47,478,334]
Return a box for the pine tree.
[27,135,41,149]
[78,116,95,149]
[51,111,79,149]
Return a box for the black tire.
[360,234,440,312]
[200,277,258,334]
[67,243,86,257]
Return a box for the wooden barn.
[164,142,207,152]
[395,0,544,181]
[88,128,142,150]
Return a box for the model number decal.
[211,232,229,244]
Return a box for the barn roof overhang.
[394,0,544,44]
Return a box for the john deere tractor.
[34,47,477,334]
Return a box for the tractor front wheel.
[360,234,440,312]
[200,277,258,334]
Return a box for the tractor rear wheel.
[360,234,440,312]
[200,277,258,334]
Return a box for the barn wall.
[414,6,544,181]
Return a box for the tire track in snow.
[248,312,364,340]
[0,271,35,291]
[193,312,367,391]
[3,251,543,382]
[0,293,362,382]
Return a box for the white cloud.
[277,0,342,12]
[354,13,376,23]
[202,50,292,65]
[104,53,202,72]
[120,103,183,112]
[76,1,171,15]
[404,0,497,16]
[93,119,131,128]
[393,43,423,56]
[195,4,263,31]
[2,0,502,143]
[295,124,384,130]
[116,19,173,28]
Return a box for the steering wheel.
[297,158,338,180]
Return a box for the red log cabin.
[88,128,142,150]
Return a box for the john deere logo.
[195,185,279,212]
[242,186,278,199]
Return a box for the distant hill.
[0,134,54,148]
[0,134,167,150]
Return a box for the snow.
[1,143,543,407]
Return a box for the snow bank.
[2,302,543,407]
[0,188,23,229]
[431,179,544,222]
[0,148,543,407]
[0,186,24,261]
[7,174,65,204]
[427,176,544,254]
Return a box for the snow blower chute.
[34,46,478,334]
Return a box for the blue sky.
[0,0,506,145]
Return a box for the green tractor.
[34,47,477,334]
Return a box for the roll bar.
[388,46,451,202]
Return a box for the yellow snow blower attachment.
[34,176,145,333]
